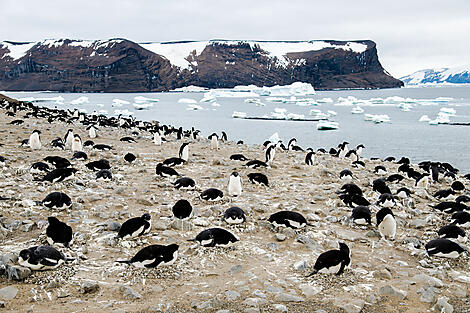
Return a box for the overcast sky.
[1,0,469,77]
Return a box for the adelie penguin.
[124,153,136,164]
[116,244,179,268]
[265,144,276,165]
[387,174,405,183]
[162,157,186,167]
[93,144,112,151]
[86,159,110,171]
[415,173,430,188]
[40,168,78,183]
[230,154,248,161]
[30,161,50,174]
[179,142,189,161]
[247,173,269,187]
[46,217,73,247]
[96,169,112,181]
[228,172,242,196]
[71,134,83,152]
[451,211,470,228]
[224,207,246,224]
[200,188,224,201]
[173,177,196,190]
[307,242,350,276]
[29,130,42,150]
[451,181,465,192]
[71,151,88,161]
[377,193,395,208]
[425,238,466,258]
[374,165,387,175]
[64,129,73,149]
[268,211,310,229]
[19,245,67,270]
[42,192,72,210]
[153,131,162,146]
[438,224,467,243]
[433,189,456,200]
[351,206,372,225]
[432,201,468,214]
[117,213,152,239]
[245,160,268,169]
[156,163,180,179]
[339,169,353,182]
[189,228,239,247]
[376,207,396,240]
[44,156,71,169]
[120,136,136,143]
[209,133,219,150]
[305,151,315,165]
[172,199,193,220]
[87,125,98,138]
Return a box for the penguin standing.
[88,125,97,139]
[64,129,74,149]
[265,144,276,165]
[221,131,228,141]
[172,199,193,220]
[338,142,349,159]
[29,130,42,150]
[46,217,73,247]
[210,133,219,150]
[305,151,315,166]
[71,134,83,152]
[179,142,189,161]
[228,172,242,196]
[307,242,350,276]
[153,131,162,146]
[376,207,396,240]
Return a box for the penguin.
[210,133,219,150]
[247,173,269,187]
[71,151,88,161]
[237,140,244,145]
[438,224,467,243]
[303,150,315,166]
[172,199,193,220]
[88,125,98,138]
[224,207,246,224]
[83,140,94,148]
[351,160,365,169]
[384,156,396,162]
[432,201,468,214]
[433,189,456,200]
[86,159,110,171]
[387,174,405,183]
[0,156,5,167]
[398,163,411,174]
[93,144,113,151]
[120,136,136,143]
[338,142,349,159]
[377,193,395,208]
[374,165,387,175]
[116,244,179,268]
[376,207,396,240]
[29,130,42,150]
[339,169,353,182]
[64,129,74,148]
[118,213,152,238]
[288,138,297,151]
[451,181,465,192]
[71,134,82,152]
[425,238,466,258]
[221,131,228,142]
[456,195,470,204]
[307,242,350,276]
[18,245,66,270]
[124,153,136,164]
[189,228,239,247]
[451,211,470,228]
[245,160,268,169]
[153,131,162,146]
[415,173,430,188]
[230,154,249,161]
[444,171,456,183]
[50,138,65,150]
[42,192,72,209]
[200,188,224,201]
[44,156,71,169]
[397,157,410,165]
[351,206,372,225]
[338,183,363,196]
[162,157,186,167]
[268,211,310,229]
[228,172,242,196]
[46,217,73,247]
[430,162,440,182]
[265,144,276,165]
[373,178,392,195]
[30,162,50,174]
[396,187,411,199]
[173,177,196,190]
[340,193,370,207]
[40,168,78,183]
[356,144,365,158]
[179,142,190,161]
[96,169,112,181]
[155,163,180,179]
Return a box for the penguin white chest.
[210,137,219,150]
[379,215,396,240]
[181,147,189,161]
[228,176,242,196]
[154,133,162,146]
[89,128,97,138]
[29,133,41,150]
[72,139,82,152]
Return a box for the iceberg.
[351,106,364,114]
[268,132,281,143]
[71,96,89,105]
[317,121,339,130]
[133,102,154,110]
[419,115,431,122]
[245,98,265,106]
[171,85,208,92]
[178,98,198,104]
[19,96,64,104]
[232,111,247,118]
[112,98,130,107]
[134,96,159,104]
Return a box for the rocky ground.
[0,97,469,312]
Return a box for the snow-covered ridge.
[401,65,470,85]
[140,40,369,69]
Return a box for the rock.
[273,304,288,312]
[378,285,407,300]
[412,274,444,288]
[4,264,31,280]
[280,228,296,238]
[152,221,168,230]
[120,285,142,300]
[293,260,307,271]
[418,286,435,303]
[433,296,453,313]
[193,217,209,227]
[136,198,152,206]
[244,309,260,313]
[171,219,192,231]
[335,229,362,242]
[229,265,242,275]
[337,299,365,313]
[274,293,304,302]
[365,229,381,238]
[80,281,100,294]
[0,286,17,300]
[409,218,427,229]
[275,234,286,242]
[107,221,121,231]
[373,269,392,280]
[216,310,231,313]
[225,290,240,301]
[267,242,278,251]
[243,298,267,307]
[299,284,322,297]
[253,290,266,298]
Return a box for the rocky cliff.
[0,39,403,92]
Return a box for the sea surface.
[4,86,470,173]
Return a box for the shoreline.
[0,94,469,312]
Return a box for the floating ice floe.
[351,106,364,114]
[244,98,265,106]
[211,102,221,107]
[317,121,339,130]
[440,107,456,116]
[112,99,130,107]
[134,96,159,104]
[19,96,65,104]
[114,109,134,116]
[178,98,198,104]
[364,114,391,123]
[309,109,333,120]
[132,103,154,110]
[232,111,247,118]
[171,85,208,92]
[186,104,204,111]
[71,96,89,105]
[200,94,217,103]
[268,132,281,143]
[419,115,431,122]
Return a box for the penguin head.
[231,172,239,177]
[19,248,32,262]
[32,130,41,135]
[338,242,350,255]
[168,243,179,252]
[141,213,151,221]
[48,216,60,225]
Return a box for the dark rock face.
[0,39,403,92]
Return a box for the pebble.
[225,290,240,301]
[80,281,100,294]
[0,286,18,301]
[274,293,305,302]
[378,285,407,300]
[293,260,307,271]
[299,284,322,297]
[120,285,142,300]
[275,234,286,241]
[432,296,453,313]
[373,269,392,280]
[107,221,121,231]
[273,304,288,312]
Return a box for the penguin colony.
[0,97,469,311]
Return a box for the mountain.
[400,65,470,85]
[0,38,403,92]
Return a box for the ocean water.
[4,86,470,173]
